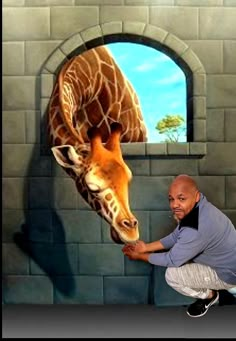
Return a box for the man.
[122,174,236,317]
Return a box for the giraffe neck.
[48,45,147,149]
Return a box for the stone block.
[193,175,225,209]
[53,275,103,304]
[207,75,236,108]
[185,40,223,74]
[193,73,206,96]
[150,158,198,176]
[189,142,207,156]
[78,244,124,275]
[190,96,206,119]
[150,7,198,40]
[3,0,24,6]
[51,7,99,40]
[25,41,61,75]
[25,111,41,144]
[3,7,50,41]
[104,276,150,304]
[124,157,150,176]
[127,0,174,4]
[26,0,74,5]
[40,74,55,99]
[44,49,66,74]
[80,25,103,44]
[100,6,148,24]
[60,32,85,57]
[206,109,224,142]
[26,209,53,243]
[3,42,24,75]
[3,275,53,304]
[2,144,34,177]
[30,243,78,276]
[2,111,25,143]
[200,7,236,39]
[29,177,53,209]
[176,0,223,6]
[121,142,146,156]
[130,176,172,210]
[2,243,29,275]
[193,119,206,142]
[2,209,25,242]
[53,178,78,209]
[123,21,146,36]
[223,210,236,228]
[53,210,102,243]
[102,21,123,37]
[2,178,27,209]
[150,211,176,241]
[125,257,152,276]
[199,143,236,175]
[226,176,236,209]
[143,24,167,43]
[181,48,205,73]
[225,109,236,142]
[167,143,189,155]
[164,33,189,57]
[146,143,167,156]
[3,76,40,111]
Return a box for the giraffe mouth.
[110,227,124,244]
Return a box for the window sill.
[121,142,206,158]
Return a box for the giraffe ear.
[51,145,81,169]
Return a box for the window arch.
[40,21,206,157]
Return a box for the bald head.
[168,174,200,220]
[169,174,199,194]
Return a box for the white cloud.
[155,71,185,85]
[169,101,183,109]
[134,61,157,72]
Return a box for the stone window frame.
[40,21,207,158]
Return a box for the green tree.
[155,114,186,142]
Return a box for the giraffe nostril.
[121,218,138,229]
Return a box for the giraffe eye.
[87,183,101,193]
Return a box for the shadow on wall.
[13,110,76,298]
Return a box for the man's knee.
[165,267,179,286]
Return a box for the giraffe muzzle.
[120,218,138,229]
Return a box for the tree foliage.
[155,114,186,142]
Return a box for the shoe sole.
[186,291,219,318]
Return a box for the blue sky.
[107,42,187,142]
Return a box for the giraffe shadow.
[13,140,76,298]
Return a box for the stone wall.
[2,0,236,306]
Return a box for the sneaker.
[186,291,219,318]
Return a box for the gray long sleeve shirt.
[148,193,236,285]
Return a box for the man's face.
[168,181,200,220]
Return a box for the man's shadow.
[13,117,75,298]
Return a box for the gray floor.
[2,304,236,338]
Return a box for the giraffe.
[48,45,147,244]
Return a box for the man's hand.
[122,241,150,262]
[122,240,147,254]
[122,248,141,260]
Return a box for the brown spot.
[105,193,112,201]
[55,137,61,145]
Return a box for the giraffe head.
[51,122,139,244]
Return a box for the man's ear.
[196,190,201,202]
[51,145,81,169]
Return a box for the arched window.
[107,42,187,143]
[40,22,206,157]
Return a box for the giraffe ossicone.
[48,45,147,244]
